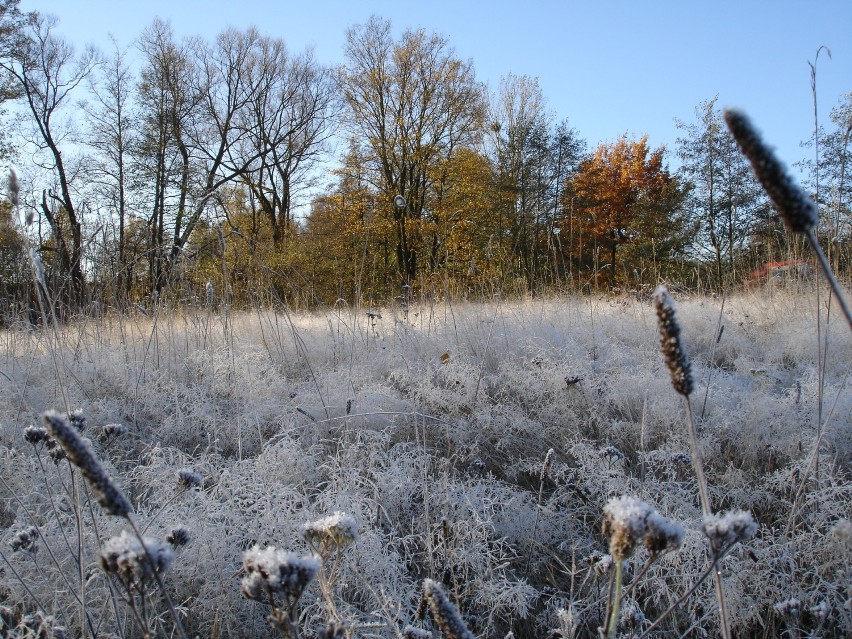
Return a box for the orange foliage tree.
[567,135,687,285]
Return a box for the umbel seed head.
[723,109,818,234]
[653,286,694,397]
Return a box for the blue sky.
[20,0,852,174]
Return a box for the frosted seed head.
[603,496,654,561]
[724,109,818,234]
[652,285,694,396]
[420,579,474,639]
[177,469,203,489]
[42,410,132,517]
[403,626,433,639]
[67,409,87,432]
[102,423,127,438]
[10,526,39,553]
[701,510,757,550]
[166,526,191,547]
[240,546,321,603]
[7,169,19,208]
[774,598,801,619]
[23,425,49,445]
[303,511,359,551]
[99,531,173,587]
[644,511,685,555]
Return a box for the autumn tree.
[339,16,485,284]
[568,135,687,286]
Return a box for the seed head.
[644,511,685,555]
[653,285,694,396]
[602,496,654,561]
[10,526,39,553]
[42,410,132,517]
[99,531,173,588]
[724,109,818,234]
[7,169,19,208]
[23,425,49,445]
[303,511,359,552]
[176,468,203,489]
[102,423,127,438]
[418,579,474,639]
[166,526,191,547]
[240,546,320,604]
[701,510,757,552]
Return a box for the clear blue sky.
[20,0,852,174]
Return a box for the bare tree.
[238,38,337,246]
[85,38,135,305]
[0,12,99,310]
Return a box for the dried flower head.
[102,423,127,438]
[541,448,555,481]
[177,469,203,490]
[701,510,757,551]
[42,410,132,517]
[99,531,173,589]
[67,409,87,431]
[240,546,321,604]
[10,526,39,553]
[23,425,49,445]
[644,511,685,555]
[724,109,818,234]
[418,578,474,639]
[603,496,654,561]
[403,626,433,639]
[166,526,191,547]
[303,511,359,553]
[7,169,19,208]
[601,445,625,463]
[774,598,801,619]
[653,285,694,396]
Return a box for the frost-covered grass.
[0,288,849,638]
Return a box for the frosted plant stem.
[71,474,87,639]
[806,228,852,330]
[126,516,189,639]
[683,397,711,518]
[683,396,731,639]
[604,559,624,639]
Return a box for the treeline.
[0,1,850,318]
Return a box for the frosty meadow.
[0,285,849,637]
